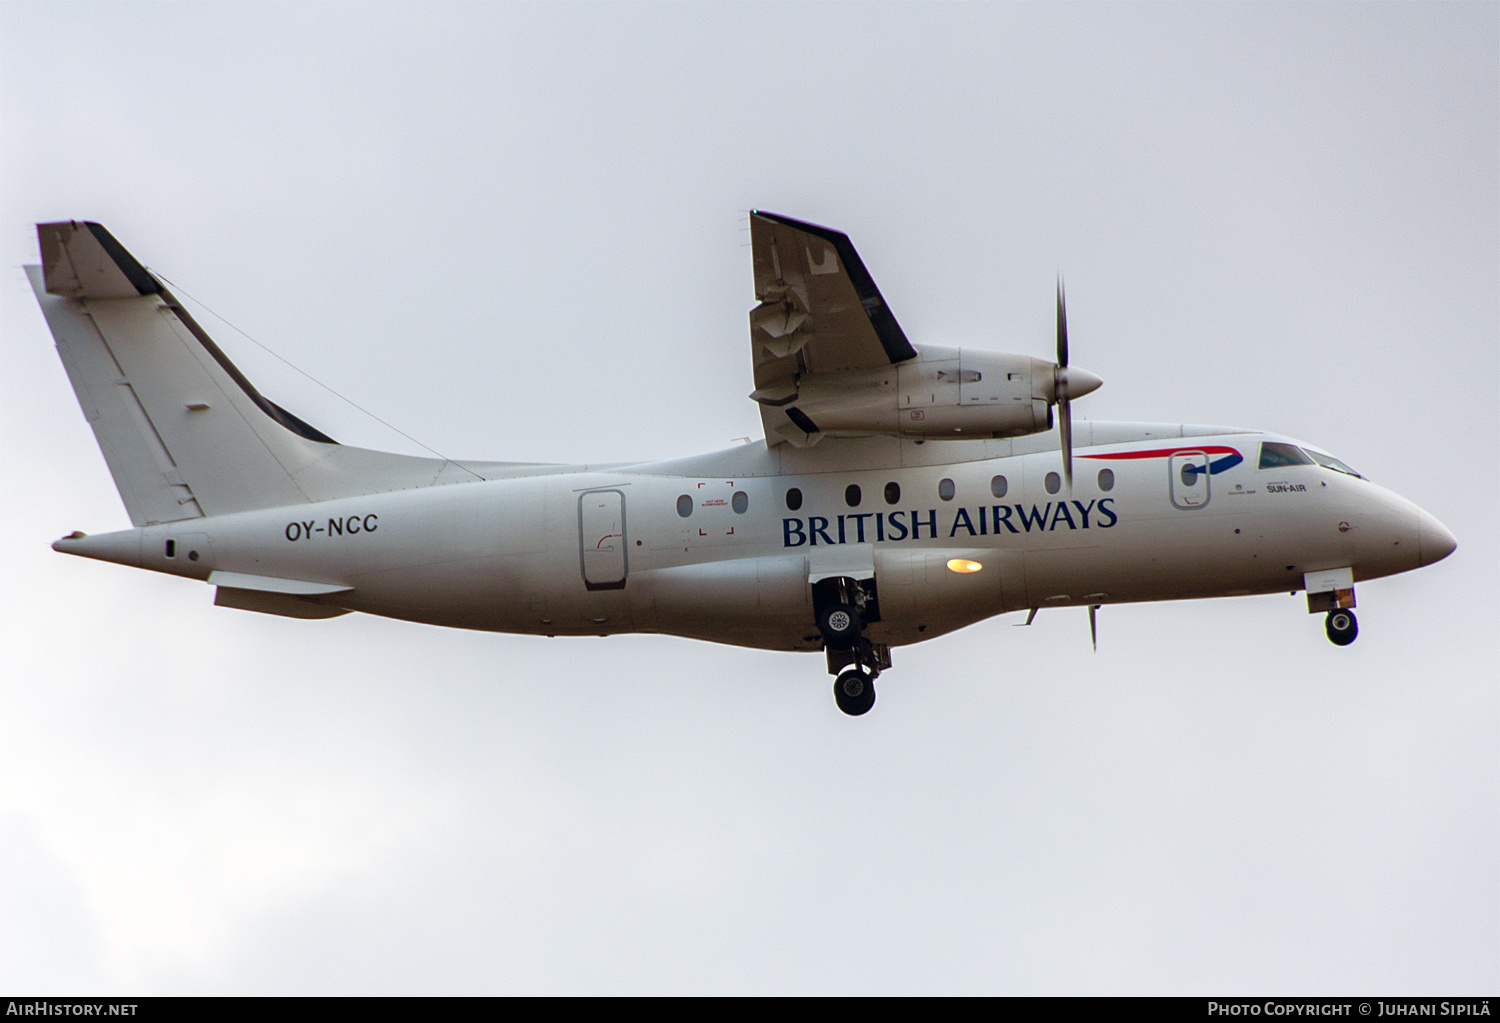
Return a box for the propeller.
[1053,278,1103,491]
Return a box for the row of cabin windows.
[783,468,1116,511]
[677,446,1355,519]
[681,446,1357,519]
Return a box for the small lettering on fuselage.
[284,514,379,542]
[781,500,1117,547]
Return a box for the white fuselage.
[59,424,1450,654]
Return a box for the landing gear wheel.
[834,670,876,716]
[1326,609,1358,646]
[818,603,863,649]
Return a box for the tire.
[1326,609,1358,646]
[834,670,876,716]
[817,602,863,649]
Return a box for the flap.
[748,211,916,374]
[748,212,917,446]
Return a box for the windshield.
[1257,441,1314,469]
[1306,449,1365,479]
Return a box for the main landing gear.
[1325,609,1358,646]
[817,602,863,648]
[813,576,890,716]
[834,669,875,716]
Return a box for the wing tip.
[750,209,848,240]
[36,219,162,297]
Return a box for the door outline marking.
[578,489,628,590]
[1169,450,1211,510]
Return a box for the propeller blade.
[1059,396,1073,491]
[1056,276,1073,490]
[1056,276,1069,368]
[1088,604,1099,651]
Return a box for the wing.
[748,212,916,444]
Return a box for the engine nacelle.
[777,345,1056,440]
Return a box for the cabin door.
[579,490,628,590]
[1169,451,1210,509]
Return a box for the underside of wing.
[748,212,917,445]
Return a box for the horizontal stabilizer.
[214,586,352,619]
[206,570,352,595]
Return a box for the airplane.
[26,213,1457,716]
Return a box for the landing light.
[946,559,983,574]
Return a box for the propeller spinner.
[1053,278,1103,490]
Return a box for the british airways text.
[782,500,1118,547]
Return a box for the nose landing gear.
[1307,574,1358,647]
[1325,609,1358,646]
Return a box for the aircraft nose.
[1418,508,1457,566]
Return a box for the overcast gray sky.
[1,1,1495,994]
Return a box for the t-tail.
[27,221,505,529]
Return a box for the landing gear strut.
[1325,609,1358,646]
[813,576,889,716]
[814,576,872,650]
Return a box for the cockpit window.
[1258,442,1314,469]
[1306,450,1365,479]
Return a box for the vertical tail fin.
[29,221,334,524]
[31,221,535,525]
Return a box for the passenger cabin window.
[164,539,176,558]
[732,491,749,513]
[677,494,693,517]
[884,481,901,505]
[1258,442,1314,469]
[1306,450,1364,479]
[785,488,803,511]
[990,475,1008,498]
[938,478,956,501]
[845,484,862,507]
[1044,472,1061,495]
[1097,468,1114,492]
